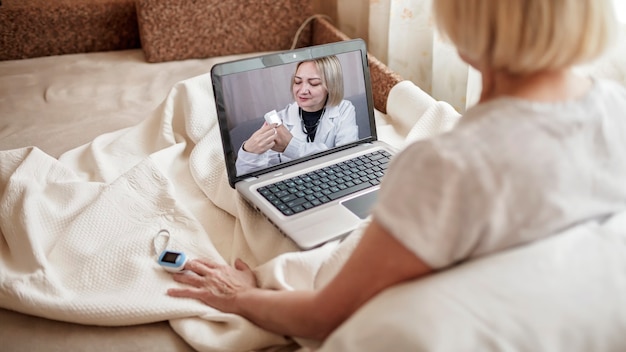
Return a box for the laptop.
[211,39,397,249]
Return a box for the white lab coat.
[235,100,358,175]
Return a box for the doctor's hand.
[271,124,293,153]
[167,258,257,314]
[242,122,277,154]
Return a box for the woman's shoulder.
[592,78,626,102]
[393,131,474,178]
[396,105,517,176]
[326,99,356,118]
[337,99,356,111]
[594,77,626,91]
[463,77,626,120]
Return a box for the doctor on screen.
[235,55,358,176]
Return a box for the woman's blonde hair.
[433,0,617,74]
[293,55,344,106]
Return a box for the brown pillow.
[135,0,313,63]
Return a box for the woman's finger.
[184,260,212,276]
[167,286,204,300]
[171,270,207,287]
[234,258,251,272]
[194,258,221,269]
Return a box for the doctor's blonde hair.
[432,0,617,74]
[293,55,344,106]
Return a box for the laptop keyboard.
[257,150,392,216]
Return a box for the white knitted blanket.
[0,74,460,352]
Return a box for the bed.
[2,1,626,352]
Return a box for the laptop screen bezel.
[211,39,378,188]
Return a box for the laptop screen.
[211,39,377,188]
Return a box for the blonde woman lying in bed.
[169,0,626,340]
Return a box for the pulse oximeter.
[157,249,187,272]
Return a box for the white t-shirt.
[373,79,626,269]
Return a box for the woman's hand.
[167,258,257,314]
[271,124,293,153]
[242,122,277,154]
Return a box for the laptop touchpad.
[341,189,379,220]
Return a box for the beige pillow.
[319,211,626,352]
[136,0,313,63]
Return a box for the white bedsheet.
[0,71,296,351]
